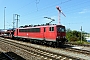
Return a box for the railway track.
[0,46,13,60]
[64,47,90,55]
[0,37,83,60]
[61,45,90,55]
[0,52,13,60]
[66,42,90,47]
[0,52,25,60]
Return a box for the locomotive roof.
[17,24,65,29]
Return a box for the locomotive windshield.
[57,27,65,32]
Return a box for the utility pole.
[12,14,15,28]
[4,7,6,30]
[81,26,82,43]
[15,14,20,28]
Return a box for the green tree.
[66,28,86,42]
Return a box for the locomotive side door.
[16,29,18,37]
[43,27,46,40]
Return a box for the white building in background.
[85,37,90,42]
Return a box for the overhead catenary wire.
[35,0,40,11]
[21,0,90,21]
[11,1,34,14]
[5,0,90,19]
[22,0,72,17]
[19,0,72,21]
[4,0,90,28]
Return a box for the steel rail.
[1,53,13,60]
[0,38,83,60]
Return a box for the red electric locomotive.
[13,24,67,46]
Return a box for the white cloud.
[79,9,90,14]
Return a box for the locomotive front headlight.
[57,36,60,38]
[57,36,58,38]
[63,36,66,38]
[59,36,60,38]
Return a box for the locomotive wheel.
[56,41,59,47]
[52,42,56,47]
[48,42,52,46]
[42,41,45,44]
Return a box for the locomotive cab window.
[57,27,65,32]
[49,27,54,31]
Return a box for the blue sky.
[0,0,90,33]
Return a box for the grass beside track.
[67,41,90,45]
